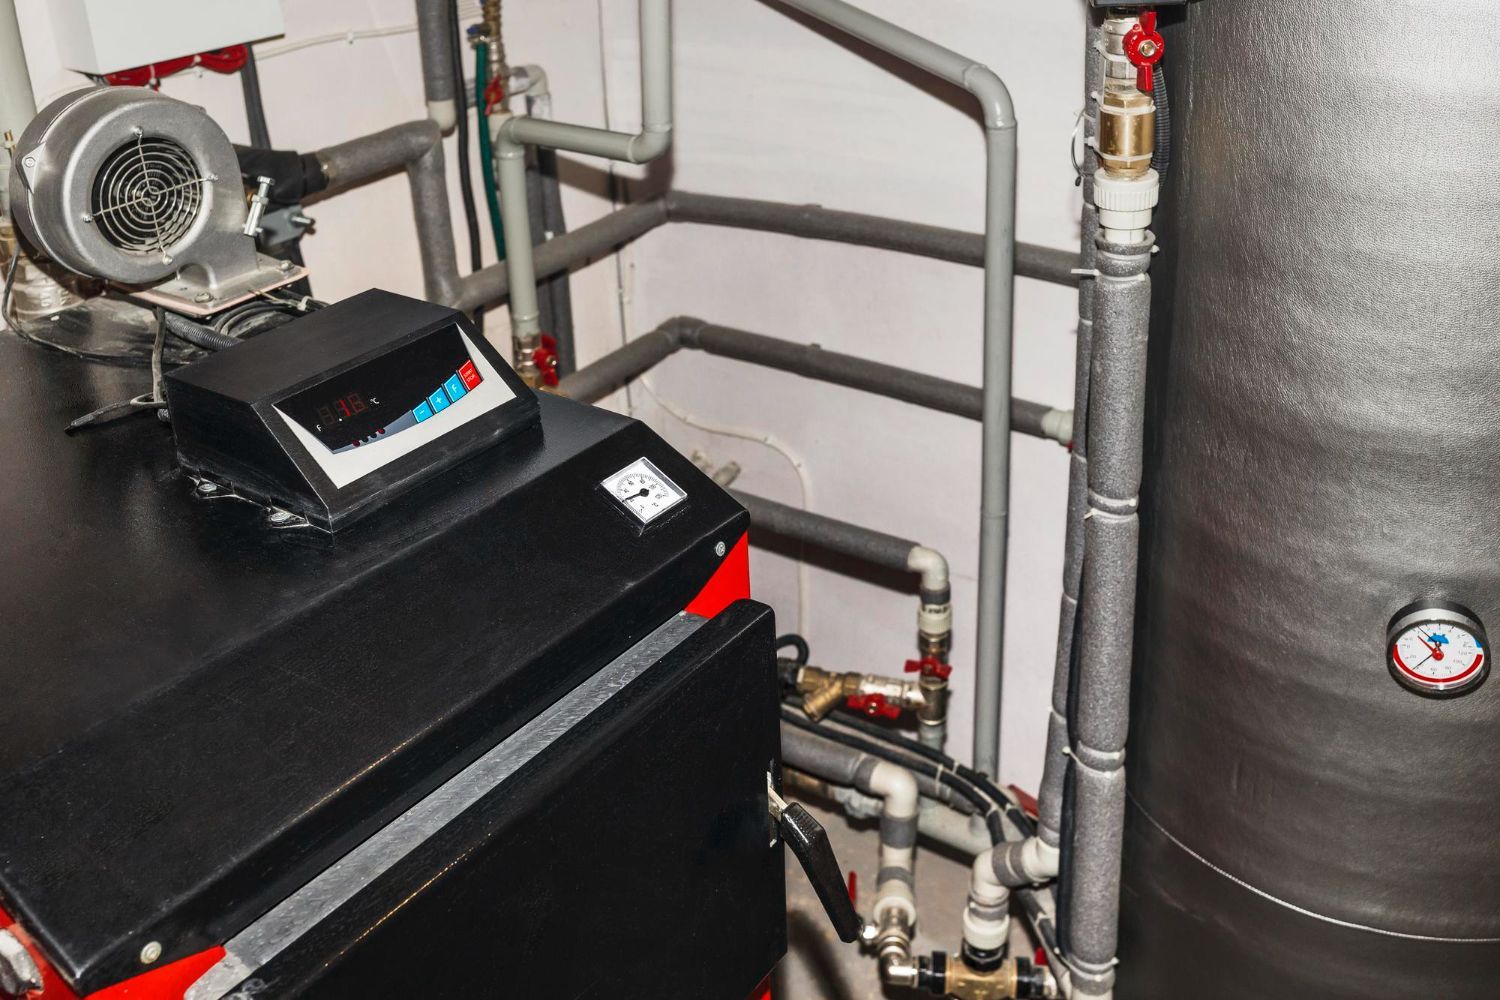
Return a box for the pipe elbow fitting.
[513,63,550,99]
[990,835,1060,888]
[626,126,673,164]
[962,62,1016,130]
[906,545,949,595]
[865,759,919,819]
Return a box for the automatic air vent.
[88,135,204,260]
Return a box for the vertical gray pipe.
[407,140,463,305]
[769,0,1018,781]
[1065,235,1152,999]
[496,0,672,369]
[1037,13,1104,852]
[0,0,37,214]
[415,0,457,128]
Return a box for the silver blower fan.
[7,87,303,314]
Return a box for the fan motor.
[7,87,259,292]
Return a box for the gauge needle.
[1416,628,1445,660]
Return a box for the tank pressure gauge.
[1386,600,1489,696]
[601,457,687,525]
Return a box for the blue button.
[444,374,467,402]
[428,389,450,414]
[413,401,434,422]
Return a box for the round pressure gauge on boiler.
[601,457,688,525]
[1386,600,1489,696]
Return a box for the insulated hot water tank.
[1119,1,1500,996]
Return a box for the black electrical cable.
[776,633,811,666]
[780,705,1067,970]
[450,0,484,325]
[819,703,1038,839]
[1151,64,1170,179]
[780,708,1008,844]
[239,48,273,149]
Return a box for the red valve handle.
[532,334,560,387]
[1123,10,1164,93]
[904,657,953,680]
[846,693,902,720]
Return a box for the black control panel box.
[165,288,539,530]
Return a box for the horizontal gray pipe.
[663,191,1079,287]
[453,200,669,312]
[306,155,1079,311]
[782,724,983,839]
[557,318,1069,444]
[733,490,919,575]
[316,121,441,190]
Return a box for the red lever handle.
[904,657,953,680]
[846,693,902,720]
[1123,10,1164,93]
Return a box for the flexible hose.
[475,40,507,259]
[162,313,243,352]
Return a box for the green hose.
[474,40,506,260]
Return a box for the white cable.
[254,25,419,61]
[253,4,483,61]
[635,376,813,633]
[590,0,812,633]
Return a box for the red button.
[459,360,482,389]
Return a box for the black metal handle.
[779,802,862,943]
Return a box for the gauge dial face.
[1387,602,1489,695]
[601,457,687,524]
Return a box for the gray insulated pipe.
[1119,2,1500,998]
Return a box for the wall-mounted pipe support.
[763,0,1019,780]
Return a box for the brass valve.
[795,666,926,722]
[936,954,1053,1000]
[797,667,862,720]
[1096,85,1154,179]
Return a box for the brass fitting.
[942,955,1053,1000]
[1096,85,1154,179]
[917,670,949,730]
[798,667,861,721]
[795,667,925,722]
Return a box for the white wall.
[13,0,1085,788]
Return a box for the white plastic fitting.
[867,760,920,929]
[906,545,949,594]
[963,851,1012,954]
[426,98,457,132]
[1094,168,1160,243]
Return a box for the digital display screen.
[279,325,477,452]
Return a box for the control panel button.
[413,401,434,423]
[458,360,482,390]
[428,389,450,414]
[443,374,467,402]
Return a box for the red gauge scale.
[1386,600,1489,696]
